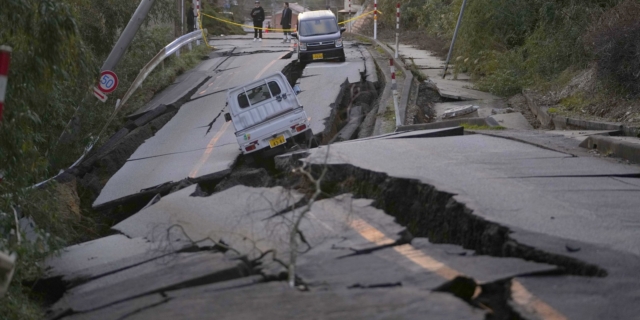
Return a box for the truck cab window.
[238,81,282,109]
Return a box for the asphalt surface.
[45,33,640,320]
[93,35,368,208]
[299,128,640,319]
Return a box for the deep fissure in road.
[258,157,604,319]
[304,162,606,276]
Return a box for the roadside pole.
[391,59,401,127]
[195,0,201,45]
[349,0,351,32]
[443,0,468,79]
[181,0,184,35]
[395,3,399,59]
[373,0,377,40]
[101,0,157,72]
[0,46,11,122]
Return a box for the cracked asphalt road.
[44,35,640,320]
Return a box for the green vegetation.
[461,123,506,131]
[201,6,245,35]
[0,1,212,318]
[547,107,558,114]
[406,63,427,82]
[377,0,639,98]
[559,93,590,112]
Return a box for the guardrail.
[32,30,208,188]
[117,29,205,114]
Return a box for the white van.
[224,72,313,155]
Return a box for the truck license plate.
[312,53,323,60]
[269,135,286,148]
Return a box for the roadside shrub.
[376,0,625,96]
[201,6,245,35]
[586,0,640,96]
[0,1,191,318]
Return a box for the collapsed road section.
[39,36,640,320]
[42,125,640,320]
[87,42,379,218]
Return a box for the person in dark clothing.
[250,1,265,41]
[186,3,195,33]
[280,2,292,43]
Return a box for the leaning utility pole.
[443,0,468,79]
[101,0,157,72]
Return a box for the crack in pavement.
[127,143,237,162]
[204,108,227,136]
[348,282,402,289]
[336,240,408,259]
[470,131,580,157]
[189,87,229,102]
[231,50,291,56]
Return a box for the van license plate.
[312,53,323,60]
[269,135,286,148]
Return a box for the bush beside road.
[0,1,212,317]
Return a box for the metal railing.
[32,30,208,188]
[117,29,205,113]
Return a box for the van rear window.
[299,18,338,36]
[237,81,281,108]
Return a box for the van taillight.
[291,124,307,132]
[245,141,258,152]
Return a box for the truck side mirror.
[224,113,232,122]
[291,32,298,39]
[293,85,302,95]
[340,27,346,34]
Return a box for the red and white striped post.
[395,3,400,59]
[390,59,401,126]
[373,0,377,39]
[0,46,11,123]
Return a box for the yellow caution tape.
[338,10,380,25]
[198,14,213,48]
[200,10,381,33]
[201,13,295,32]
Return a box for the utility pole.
[443,0,468,79]
[101,0,157,72]
[348,0,351,32]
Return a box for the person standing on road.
[280,2,292,43]
[251,1,265,41]
[186,3,196,33]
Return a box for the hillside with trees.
[370,0,640,125]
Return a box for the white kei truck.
[224,72,313,156]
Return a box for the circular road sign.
[98,70,118,94]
